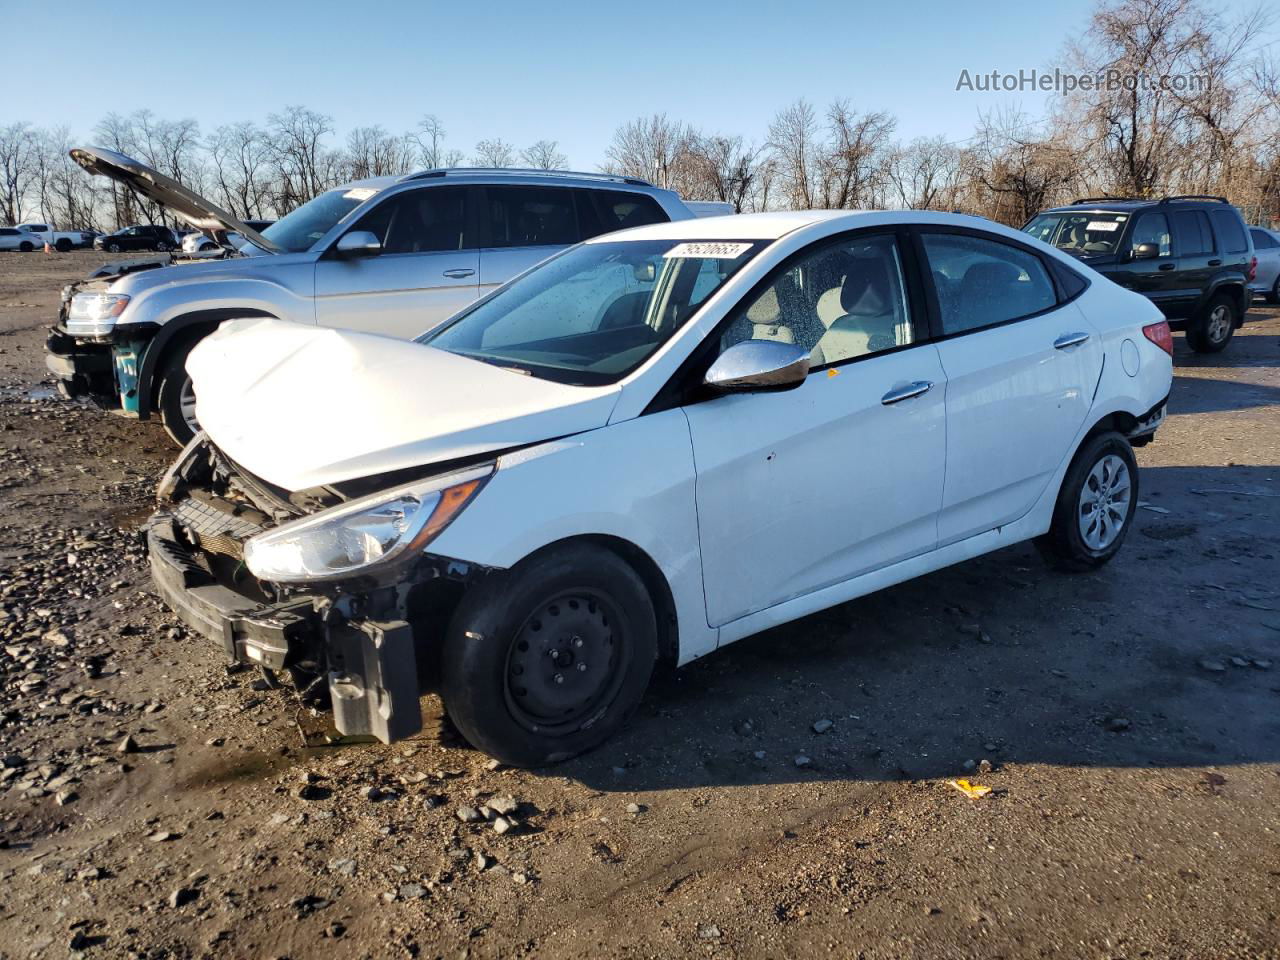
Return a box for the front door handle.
[1158,263,1176,271]
[1054,331,1090,350]
[442,268,475,279]
[881,380,933,405]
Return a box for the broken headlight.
[243,464,493,584]
[66,292,130,335]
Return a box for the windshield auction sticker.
[1085,221,1121,231]
[665,242,752,259]
[343,188,378,201]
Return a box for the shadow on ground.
[554,463,1279,792]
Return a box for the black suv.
[93,224,179,253]
[1024,196,1256,353]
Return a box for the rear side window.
[1130,212,1171,256]
[1171,210,1213,256]
[921,233,1057,334]
[0,229,15,236]
[577,190,667,239]
[1251,228,1278,250]
[486,186,579,248]
[1209,209,1248,254]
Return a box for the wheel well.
[1082,411,1138,443]
[524,534,681,667]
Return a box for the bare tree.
[208,122,273,219]
[767,100,821,209]
[819,101,895,208]
[684,134,766,211]
[345,126,415,179]
[266,106,336,211]
[473,138,516,167]
[520,139,568,170]
[0,122,36,223]
[605,114,697,190]
[885,136,964,209]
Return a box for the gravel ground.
[0,250,1277,959]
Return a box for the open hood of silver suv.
[70,146,280,253]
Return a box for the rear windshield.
[260,188,379,253]
[1023,212,1129,256]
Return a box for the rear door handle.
[880,380,933,405]
[442,268,475,279]
[1158,263,1176,271]
[1054,331,1090,350]
[1207,259,1222,266]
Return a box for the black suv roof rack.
[1070,196,1147,205]
[400,167,654,188]
[1159,194,1228,204]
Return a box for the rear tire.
[1186,293,1236,353]
[106,241,121,253]
[55,238,72,252]
[1036,431,1138,572]
[156,337,203,446]
[156,241,171,252]
[1267,277,1280,306]
[441,543,658,767]
[18,241,33,252]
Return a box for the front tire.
[1186,293,1236,353]
[1036,431,1138,571]
[156,338,202,446]
[18,241,33,252]
[441,543,658,767]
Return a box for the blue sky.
[8,0,1273,167]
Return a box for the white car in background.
[149,209,1173,766]
[16,222,92,252]
[0,227,43,252]
[1248,226,1280,303]
[181,220,275,254]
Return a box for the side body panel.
[427,410,718,663]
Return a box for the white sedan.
[152,210,1173,766]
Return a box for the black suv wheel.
[1186,293,1236,353]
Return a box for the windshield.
[423,239,764,385]
[1023,211,1128,256]
[260,187,380,253]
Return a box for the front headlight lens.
[66,292,130,335]
[243,464,493,583]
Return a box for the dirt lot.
[0,249,1277,959]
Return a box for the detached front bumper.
[45,328,116,405]
[146,514,423,743]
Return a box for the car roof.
[589,209,1005,243]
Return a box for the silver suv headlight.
[66,292,130,336]
[243,464,493,584]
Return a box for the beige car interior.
[733,244,911,365]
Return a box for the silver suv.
[46,147,696,443]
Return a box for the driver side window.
[721,234,914,367]
[351,187,469,254]
[1130,213,1171,257]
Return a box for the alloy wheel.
[1206,304,1231,344]
[1077,454,1131,551]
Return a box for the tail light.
[1248,256,1257,282]
[1142,320,1174,357]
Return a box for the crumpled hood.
[187,318,621,490]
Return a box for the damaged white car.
[148,210,1173,765]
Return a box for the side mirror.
[1131,242,1160,260]
[704,340,811,393]
[335,230,382,259]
